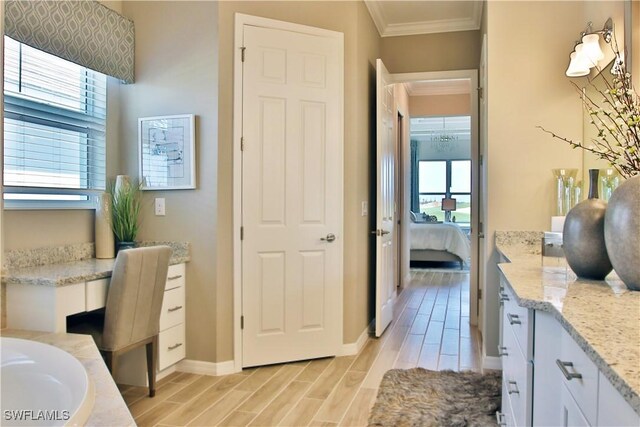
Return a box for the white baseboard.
[338,323,371,356]
[157,365,177,381]
[180,323,372,375]
[176,359,238,376]
[482,356,502,370]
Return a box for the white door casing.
[375,58,396,337]
[239,20,344,367]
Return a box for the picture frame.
[138,114,196,190]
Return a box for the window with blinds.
[3,36,107,206]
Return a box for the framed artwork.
[138,114,196,190]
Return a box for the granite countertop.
[2,241,190,287]
[0,329,135,427]
[496,234,640,415]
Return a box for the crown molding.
[365,1,483,38]
[364,0,386,37]
[406,80,471,96]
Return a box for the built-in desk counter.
[2,242,190,385]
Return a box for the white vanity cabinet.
[498,282,640,427]
[158,263,186,370]
[533,310,640,427]
[497,278,533,427]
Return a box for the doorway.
[374,66,480,331]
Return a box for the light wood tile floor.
[120,269,482,426]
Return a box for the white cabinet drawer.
[158,323,186,370]
[500,279,532,358]
[597,372,640,426]
[503,326,530,427]
[165,263,185,290]
[160,286,185,332]
[85,278,109,311]
[557,326,599,425]
[499,378,515,427]
[560,382,590,426]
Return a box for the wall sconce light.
[566,18,613,77]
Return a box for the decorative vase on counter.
[604,175,640,290]
[116,241,136,252]
[95,193,115,259]
[562,169,613,280]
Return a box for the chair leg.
[146,336,157,397]
[104,350,116,379]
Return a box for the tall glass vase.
[552,169,578,215]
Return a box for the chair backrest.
[102,246,172,351]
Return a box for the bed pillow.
[410,211,425,223]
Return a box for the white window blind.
[3,36,107,204]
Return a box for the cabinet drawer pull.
[556,359,583,380]
[507,380,520,395]
[168,305,183,313]
[507,313,521,325]
[496,411,506,426]
[497,345,508,357]
[168,342,183,351]
[499,292,510,302]
[168,275,183,281]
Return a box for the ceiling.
[364,1,483,37]
[404,79,471,96]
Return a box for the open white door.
[374,58,396,337]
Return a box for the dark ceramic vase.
[604,175,640,290]
[116,241,136,253]
[562,169,613,280]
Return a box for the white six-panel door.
[375,58,396,337]
[241,23,343,367]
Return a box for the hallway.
[121,270,481,426]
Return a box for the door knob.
[321,233,336,242]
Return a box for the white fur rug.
[368,368,501,427]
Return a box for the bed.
[409,221,471,269]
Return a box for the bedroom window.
[3,36,107,208]
[418,159,471,223]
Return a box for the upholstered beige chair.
[70,246,172,397]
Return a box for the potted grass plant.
[107,176,142,252]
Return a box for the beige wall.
[381,30,481,74]
[217,1,380,361]
[118,1,219,363]
[409,94,471,117]
[482,0,595,358]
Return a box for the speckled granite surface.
[4,243,94,269]
[2,242,190,287]
[0,329,135,426]
[497,240,640,415]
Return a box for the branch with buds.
[539,41,640,178]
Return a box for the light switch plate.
[155,198,166,216]
[361,201,368,216]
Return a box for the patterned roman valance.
[4,0,135,83]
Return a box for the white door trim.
[233,13,344,373]
[391,69,480,326]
